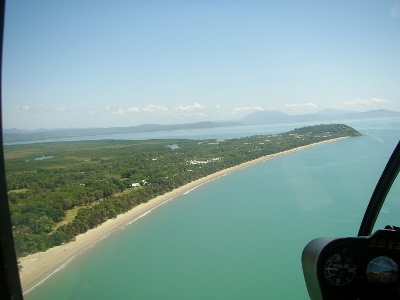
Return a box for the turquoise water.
[24,120,400,299]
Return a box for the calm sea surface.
[24,120,400,299]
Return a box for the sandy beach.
[19,137,347,294]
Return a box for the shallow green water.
[25,122,400,299]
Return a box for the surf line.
[23,231,112,295]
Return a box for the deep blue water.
[24,119,400,299]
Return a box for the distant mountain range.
[239,109,400,125]
[3,109,400,143]
[3,121,242,143]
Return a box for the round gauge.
[323,254,357,286]
[366,256,398,283]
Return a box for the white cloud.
[172,103,204,113]
[103,103,206,118]
[212,104,235,116]
[103,102,204,117]
[56,107,67,112]
[20,106,49,113]
[126,107,141,113]
[331,98,390,109]
[232,106,264,113]
[142,105,169,113]
[104,106,140,116]
[80,108,97,115]
[284,102,318,111]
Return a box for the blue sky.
[3,1,400,129]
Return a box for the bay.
[4,122,316,145]
[24,119,400,299]
[5,119,389,146]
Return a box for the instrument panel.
[302,229,400,300]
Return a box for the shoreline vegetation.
[19,137,349,293]
[4,124,362,293]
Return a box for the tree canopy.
[4,124,361,257]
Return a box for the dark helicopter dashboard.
[302,140,400,299]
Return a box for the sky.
[2,1,400,130]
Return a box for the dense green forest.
[4,124,361,257]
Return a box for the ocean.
[24,119,400,299]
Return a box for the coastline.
[19,137,347,294]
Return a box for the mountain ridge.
[239,109,400,125]
[3,109,399,143]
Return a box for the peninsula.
[4,124,361,292]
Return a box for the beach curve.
[19,137,348,294]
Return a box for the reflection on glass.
[373,175,400,232]
[366,256,398,283]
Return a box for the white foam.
[24,225,111,294]
[365,132,384,143]
[121,196,177,229]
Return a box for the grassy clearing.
[52,206,82,231]
[51,187,139,231]
[8,188,28,194]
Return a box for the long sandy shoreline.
[19,137,347,294]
